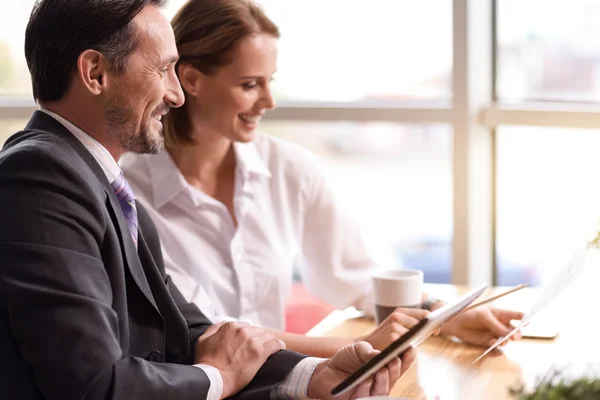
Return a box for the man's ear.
[178,63,204,97]
[77,50,109,95]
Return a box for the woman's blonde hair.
[164,0,280,147]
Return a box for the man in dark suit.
[0,1,412,399]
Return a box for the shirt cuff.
[271,357,324,400]
[209,315,239,324]
[193,364,223,400]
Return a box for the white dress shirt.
[40,109,121,183]
[40,110,321,400]
[120,133,378,330]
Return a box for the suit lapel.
[25,111,160,314]
[137,227,189,361]
[105,195,159,312]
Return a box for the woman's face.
[184,33,278,143]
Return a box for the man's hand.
[440,307,525,347]
[307,342,415,400]
[194,321,285,398]
[360,308,429,350]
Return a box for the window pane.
[261,121,453,283]
[496,126,600,287]
[497,0,600,102]
[165,0,452,101]
[0,119,27,146]
[5,1,452,100]
[0,1,35,96]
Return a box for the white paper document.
[472,248,589,364]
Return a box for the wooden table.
[312,283,597,400]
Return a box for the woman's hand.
[359,308,430,350]
[440,307,525,347]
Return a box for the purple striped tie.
[111,172,138,246]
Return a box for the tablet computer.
[330,284,488,396]
[515,321,559,339]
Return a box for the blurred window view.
[0,1,36,96]
[261,122,453,283]
[0,119,27,146]
[496,126,600,286]
[495,0,600,287]
[498,0,600,103]
[165,0,452,101]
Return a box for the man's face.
[105,5,184,154]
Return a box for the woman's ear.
[77,50,107,95]
[178,63,204,97]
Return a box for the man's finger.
[352,379,372,399]
[259,333,286,355]
[198,322,225,340]
[241,325,268,337]
[400,348,415,375]
[386,357,402,383]
[355,341,377,363]
[371,366,390,395]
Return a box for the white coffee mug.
[371,269,423,324]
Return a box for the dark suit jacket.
[0,111,306,400]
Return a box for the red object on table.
[285,283,335,334]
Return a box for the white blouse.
[120,133,376,330]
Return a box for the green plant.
[511,372,600,399]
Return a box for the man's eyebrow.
[161,55,180,64]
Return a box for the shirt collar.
[233,141,271,178]
[147,149,189,209]
[148,140,271,209]
[39,108,121,183]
